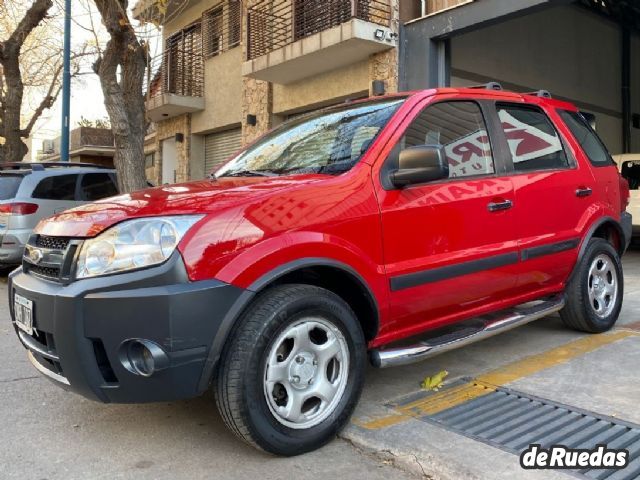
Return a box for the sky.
[29,2,162,160]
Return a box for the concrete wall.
[191,47,243,134]
[272,60,370,116]
[449,5,639,154]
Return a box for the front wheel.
[561,238,623,333]
[215,284,366,456]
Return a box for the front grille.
[23,235,81,283]
[35,235,71,250]
[29,265,61,281]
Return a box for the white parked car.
[614,154,639,240]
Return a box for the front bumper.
[9,253,245,403]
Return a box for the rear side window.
[497,105,569,172]
[558,110,614,166]
[32,174,78,200]
[0,175,24,200]
[80,173,118,201]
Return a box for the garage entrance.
[400,0,640,155]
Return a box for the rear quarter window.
[558,110,614,167]
[79,173,118,201]
[0,175,24,200]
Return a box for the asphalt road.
[2,247,639,480]
[0,267,411,480]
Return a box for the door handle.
[488,200,513,212]
[576,187,593,198]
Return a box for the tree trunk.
[93,0,148,193]
[2,54,28,163]
[0,0,53,164]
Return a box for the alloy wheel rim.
[263,317,349,429]
[587,254,618,318]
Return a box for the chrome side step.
[370,295,565,368]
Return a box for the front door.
[162,138,178,184]
[377,99,520,341]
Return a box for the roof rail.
[467,82,503,91]
[0,162,45,171]
[0,162,113,173]
[41,162,112,169]
[523,90,552,99]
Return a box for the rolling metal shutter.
[204,128,242,173]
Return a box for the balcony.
[145,49,205,122]
[243,0,395,85]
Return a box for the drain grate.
[390,382,640,479]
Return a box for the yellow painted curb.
[356,330,636,430]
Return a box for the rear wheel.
[215,284,366,456]
[561,238,623,333]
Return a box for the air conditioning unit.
[42,140,54,154]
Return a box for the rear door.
[495,103,595,294]
[377,98,520,340]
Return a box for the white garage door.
[204,128,242,174]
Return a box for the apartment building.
[135,0,441,184]
[136,0,640,185]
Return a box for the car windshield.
[216,98,405,178]
[0,175,24,200]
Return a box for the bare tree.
[0,0,55,163]
[91,0,150,192]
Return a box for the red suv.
[10,86,632,456]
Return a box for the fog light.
[119,339,169,377]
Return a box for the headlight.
[75,215,204,279]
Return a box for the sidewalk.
[343,250,640,479]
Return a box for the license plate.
[14,293,34,335]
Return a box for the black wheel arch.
[197,258,380,392]
[568,216,625,285]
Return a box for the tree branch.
[4,0,53,54]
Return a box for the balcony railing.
[247,0,391,60]
[147,49,204,99]
[144,49,205,122]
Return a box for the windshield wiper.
[219,170,279,178]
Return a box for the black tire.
[561,238,623,333]
[215,284,366,456]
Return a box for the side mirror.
[390,145,449,188]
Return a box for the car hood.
[35,176,327,237]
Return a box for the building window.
[145,153,155,168]
[203,0,242,58]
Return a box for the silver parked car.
[0,163,119,265]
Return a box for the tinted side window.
[32,174,78,200]
[497,105,569,172]
[80,173,118,201]
[558,110,613,166]
[0,175,24,200]
[391,101,495,179]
